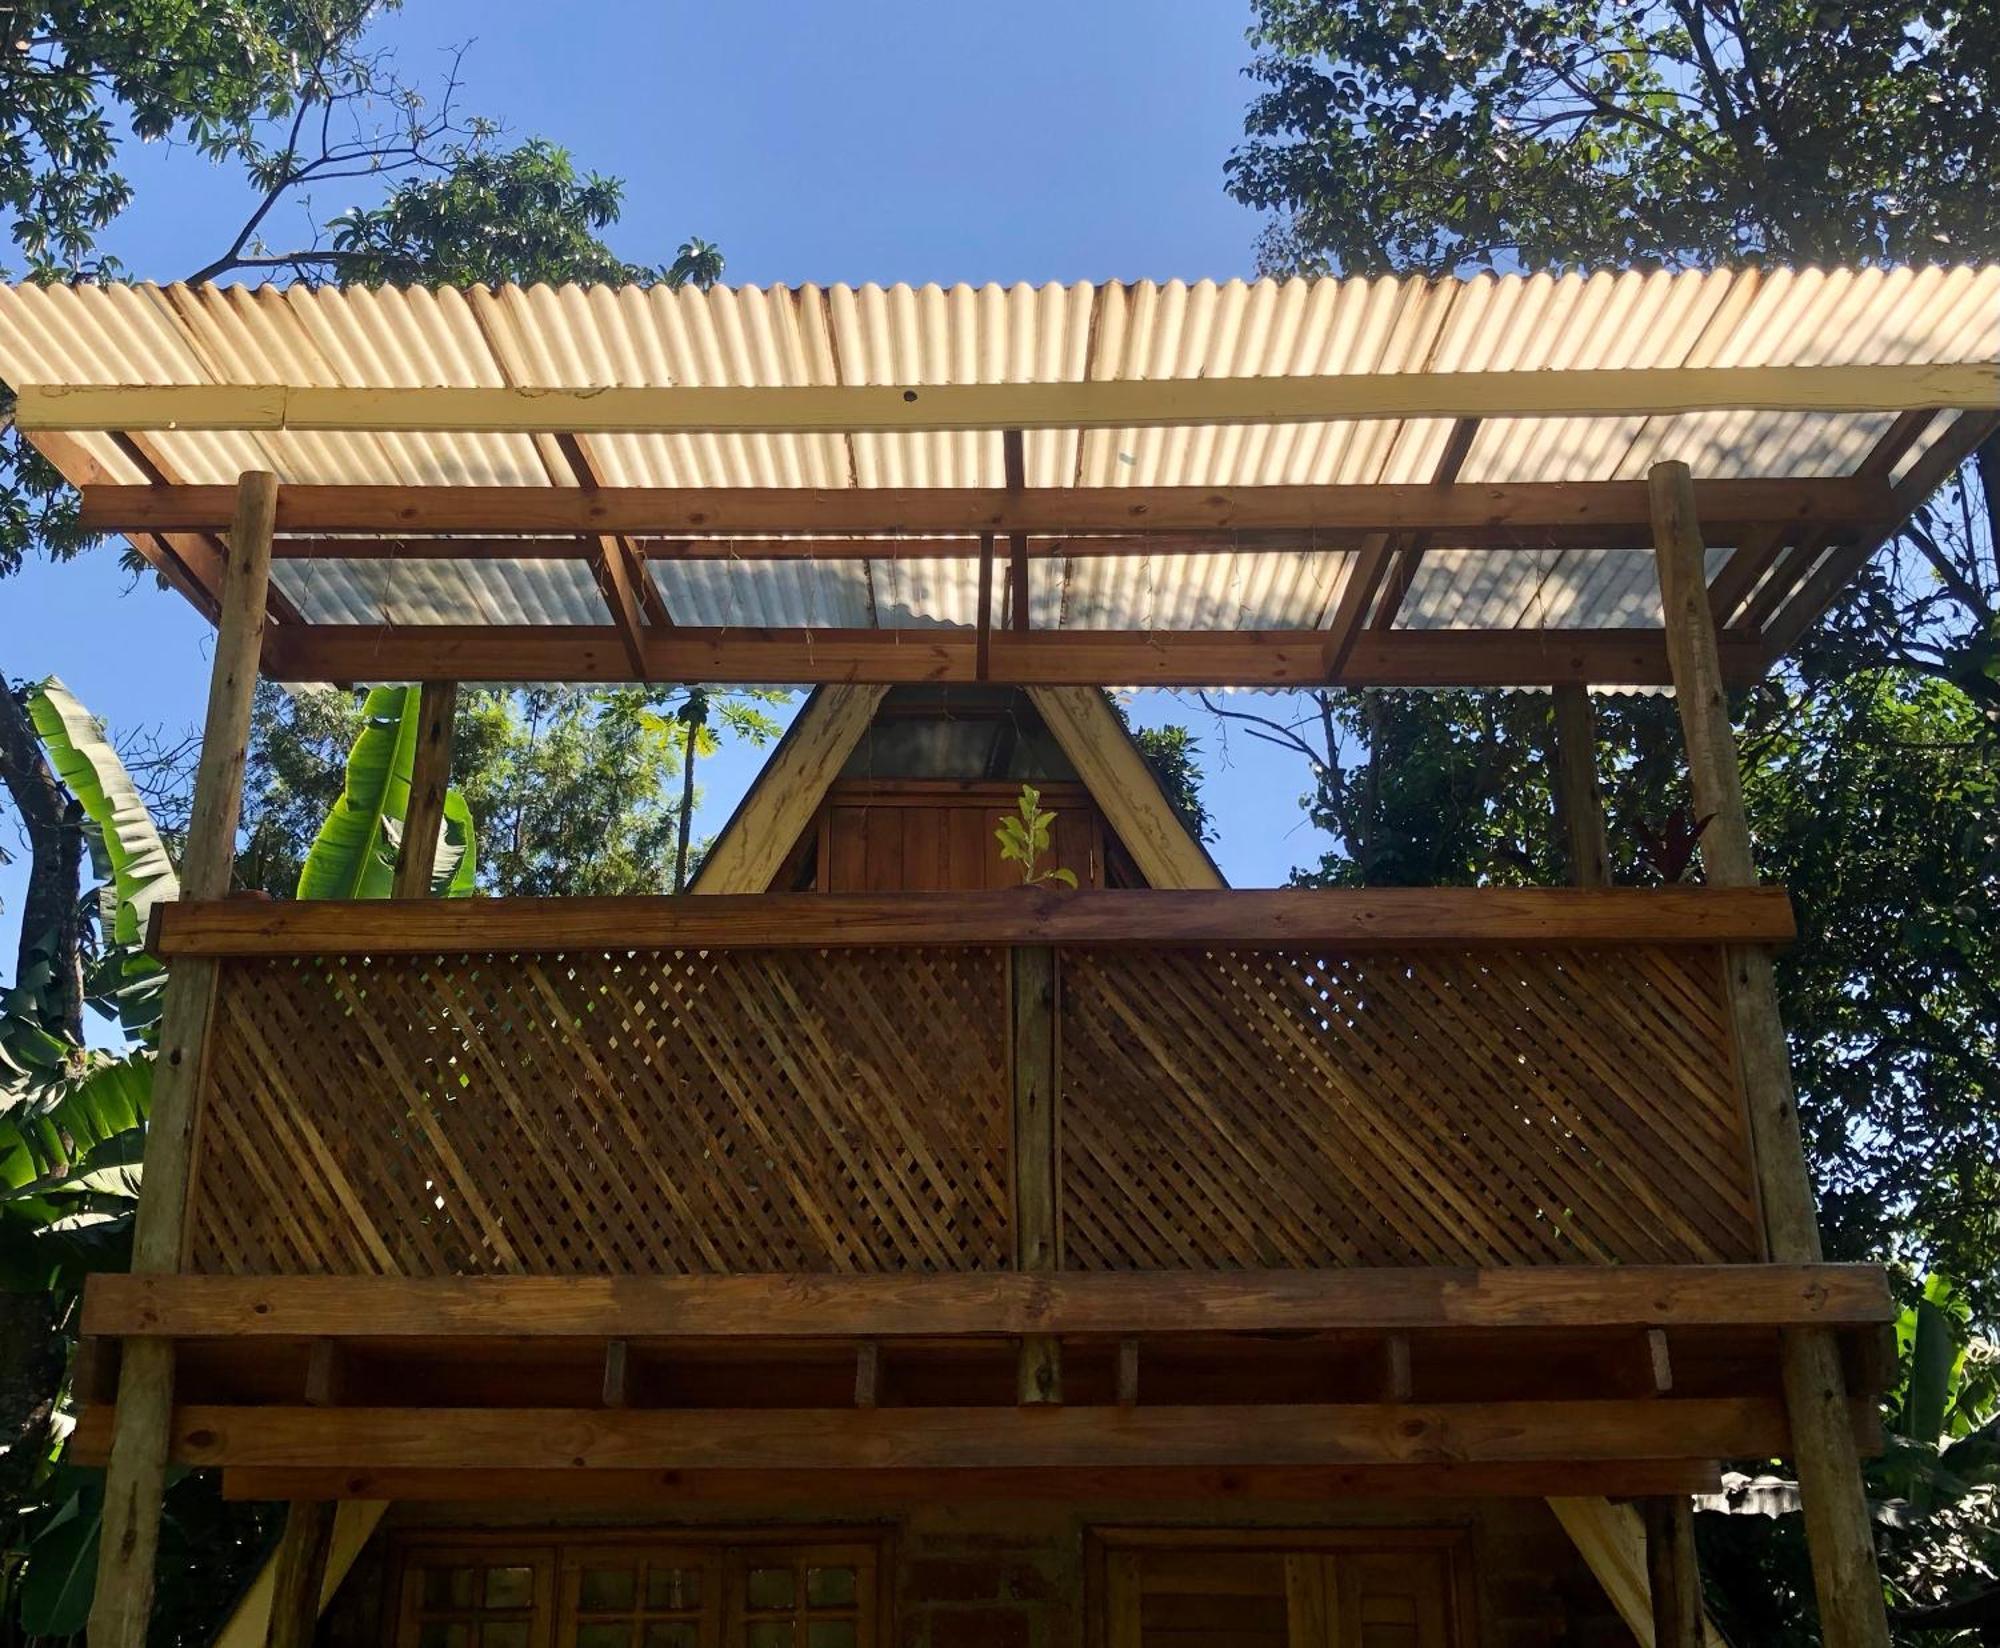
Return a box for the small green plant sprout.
[996,784,1079,888]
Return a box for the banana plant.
[26,678,179,1035]
[297,684,476,899]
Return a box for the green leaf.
[299,686,419,899]
[27,678,179,1032]
[299,686,479,899]
[18,1483,102,1637]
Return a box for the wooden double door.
[1102,1535,1468,1648]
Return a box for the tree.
[1227,0,2000,276]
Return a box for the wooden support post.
[265,1500,336,1648]
[392,681,458,899]
[1643,1497,1703,1648]
[1645,1329,1674,1396]
[601,1340,631,1409]
[1382,1333,1415,1402]
[854,1342,881,1409]
[1550,683,1612,887]
[1010,945,1062,1404]
[89,471,276,1648]
[1651,458,1890,1648]
[1115,1339,1139,1407]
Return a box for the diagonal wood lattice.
[1059,946,1762,1269]
[187,947,1012,1276]
[184,941,1761,1277]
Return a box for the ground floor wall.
[322,1495,1638,1648]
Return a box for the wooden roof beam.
[254,623,1770,691]
[79,477,1894,538]
[18,362,1996,436]
[1370,416,1481,632]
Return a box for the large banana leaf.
[28,679,180,1033]
[298,685,477,899]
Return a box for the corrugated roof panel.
[1402,546,1734,629]
[2,267,1992,646]
[275,558,603,626]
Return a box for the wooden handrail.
[148,886,1795,958]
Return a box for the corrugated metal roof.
[1,267,1993,639]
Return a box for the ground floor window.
[394,1537,880,1648]
[1093,1530,1471,1648]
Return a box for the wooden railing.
[153,889,1791,1280]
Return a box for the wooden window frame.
[1084,1526,1480,1648]
[390,1530,889,1648]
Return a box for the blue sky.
[2,0,1341,935]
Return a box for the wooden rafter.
[77,477,1892,538]
[1370,416,1481,631]
[1004,429,1030,629]
[1760,409,2000,660]
[17,361,1996,435]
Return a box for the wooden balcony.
[78,886,1894,1499]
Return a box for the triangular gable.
[693,685,1223,893]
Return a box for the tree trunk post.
[1650,458,1890,1648]
[1010,945,1062,1404]
[90,471,278,1648]
[392,681,459,899]
[1549,682,1611,887]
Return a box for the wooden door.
[1102,1539,1464,1648]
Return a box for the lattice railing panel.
[1059,945,1761,1268]
[187,946,1011,1275]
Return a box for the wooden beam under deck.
[83,1266,1890,1341]
[254,623,1768,690]
[212,1461,1728,1505]
[145,885,1798,958]
[19,362,1995,436]
[78,477,1890,539]
[73,1396,1877,1474]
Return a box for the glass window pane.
[485,1568,535,1609]
[806,1569,856,1610]
[483,1625,532,1648]
[645,1624,701,1648]
[581,1568,640,1611]
[748,1623,794,1648]
[646,1567,702,1612]
[424,1568,477,1610]
[808,1623,856,1648]
[420,1626,472,1648]
[747,1570,796,1611]
[578,1626,634,1648]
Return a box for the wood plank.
[390,681,458,899]
[1644,1497,1704,1648]
[690,684,888,893]
[212,1503,387,1648]
[266,1500,336,1648]
[23,364,1996,437]
[1026,688,1223,889]
[258,622,1772,690]
[1550,685,1611,888]
[88,470,276,1648]
[1653,458,1892,1648]
[77,477,1892,538]
[1011,945,1062,1405]
[1550,1499,1727,1648]
[216,1461,1725,1504]
[148,885,1796,957]
[81,1264,1894,1341]
[143,1398,1848,1472]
